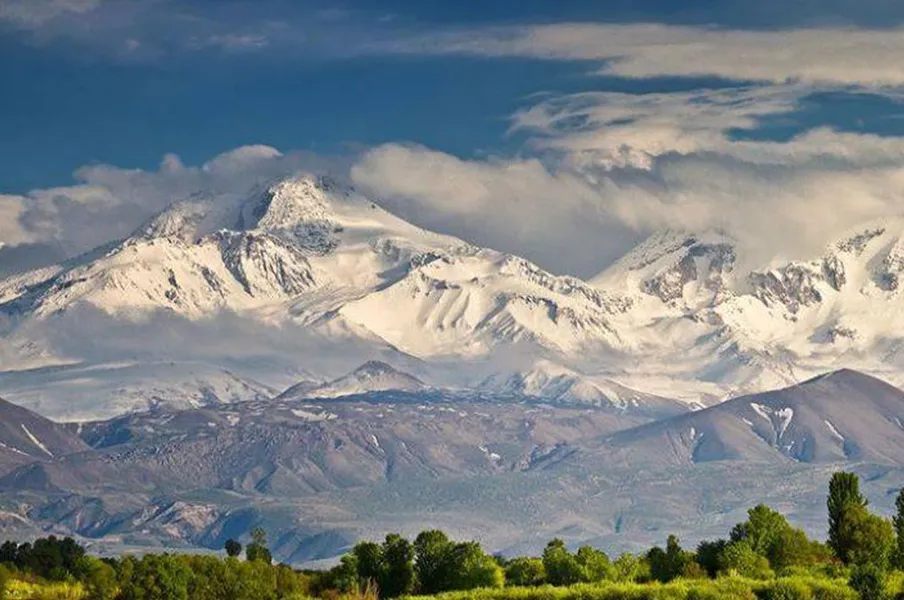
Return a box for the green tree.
[647,535,691,583]
[731,505,791,556]
[224,539,242,558]
[840,505,895,569]
[894,487,904,569]
[78,556,118,600]
[414,530,453,594]
[769,527,832,571]
[353,541,384,587]
[380,534,416,598]
[245,528,272,565]
[505,557,545,586]
[612,553,646,583]
[445,542,504,590]
[0,565,8,600]
[542,539,583,586]
[718,541,773,579]
[575,546,613,582]
[696,540,728,578]
[828,472,867,564]
[118,555,192,600]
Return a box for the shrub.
[757,579,814,600]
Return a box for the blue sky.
[3,0,904,192]
[3,0,904,277]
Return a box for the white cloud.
[0,195,35,248]
[394,23,904,87]
[351,144,641,277]
[513,84,904,170]
[349,80,904,277]
[0,0,102,28]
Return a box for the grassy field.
[400,577,862,600]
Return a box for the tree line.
[321,471,904,600]
[0,471,901,599]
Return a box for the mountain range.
[4,173,904,419]
[0,175,904,420]
[0,369,900,563]
[4,173,904,561]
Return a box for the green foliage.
[828,473,868,564]
[78,556,117,600]
[696,540,729,578]
[446,542,504,591]
[895,488,904,572]
[732,505,791,556]
[224,539,242,558]
[117,554,192,600]
[345,534,420,598]
[415,531,454,595]
[246,528,273,565]
[542,540,583,587]
[719,541,774,580]
[611,553,646,583]
[504,558,545,587]
[541,540,614,586]
[757,579,814,600]
[838,506,895,569]
[0,535,86,581]
[848,563,886,600]
[647,535,693,583]
[381,534,416,598]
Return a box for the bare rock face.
[821,255,846,291]
[639,237,736,304]
[749,264,824,314]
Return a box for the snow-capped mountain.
[589,224,904,392]
[278,361,425,400]
[479,359,692,417]
[5,173,904,419]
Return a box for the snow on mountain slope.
[6,172,904,419]
[338,251,629,357]
[277,361,425,400]
[0,174,646,418]
[479,359,691,417]
[590,369,904,466]
[585,222,904,393]
[0,361,276,421]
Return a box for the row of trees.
[320,472,904,600]
[0,529,308,600]
[0,470,901,599]
[324,531,504,598]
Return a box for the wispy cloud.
[387,23,904,87]
[0,0,103,28]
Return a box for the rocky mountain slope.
[575,369,904,468]
[0,397,89,473]
[0,370,901,563]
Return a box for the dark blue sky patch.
[727,91,904,143]
[0,47,595,192]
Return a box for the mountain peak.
[353,360,410,377]
[276,361,425,401]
